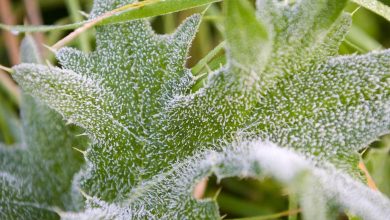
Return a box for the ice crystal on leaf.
[1,36,87,219]
[59,141,390,220]
[10,0,390,219]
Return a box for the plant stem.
[0,65,12,73]
[358,161,378,191]
[288,193,298,220]
[192,41,225,74]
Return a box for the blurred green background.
[0,0,389,219]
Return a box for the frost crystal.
[1,37,87,219]
[60,141,390,220]
[11,0,390,219]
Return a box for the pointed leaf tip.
[171,14,202,54]
[225,0,272,77]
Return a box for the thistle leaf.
[59,141,390,220]
[11,0,390,219]
[16,12,202,201]
[0,36,87,219]
[225,0,271,74]
[352,0,390,22]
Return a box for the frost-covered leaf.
[225,0,271,74]
[352,0,390,22]
[15,6,203,202]
[249,50,390,172]
[11,0,390,219]
[0,36,87,219]
[254,0,351,86]
[59,141,390,220]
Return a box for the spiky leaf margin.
[11,0,390,219]
[0,36,87,219]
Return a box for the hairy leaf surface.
[11,0,390,219]
[59,141,390,220]
[352,0,390,22]
[0,37,87,219]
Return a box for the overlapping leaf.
[11,0,390,219]
[0,37,87,219]
[59,141,390,220]
[352,0,390,22]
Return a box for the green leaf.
[255,0,351,87]
[59,142,390,219]
[352,0,390,22]
[0,36,88,219]
[0,0,221,33]
[250,50,390,174]
[11,0,390,219]
[14,13,203,202]
[225,0,271,75]
[96,0,221,24]
[192,41,225,75]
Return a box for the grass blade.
[0,0,221,33]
